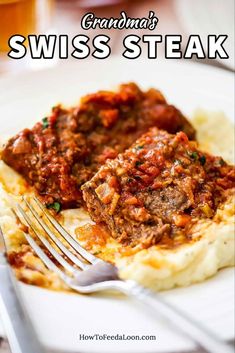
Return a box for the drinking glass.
[0,0,54,73]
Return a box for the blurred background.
[0,0,234,75]
[0,1,234,352]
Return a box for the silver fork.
[13,196,233,353]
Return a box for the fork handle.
[0,264,44,353]
[123,281,233,353]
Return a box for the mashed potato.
[0,111,234,291]
[192,109,234,164]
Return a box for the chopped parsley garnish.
[42,117,49,129]
[219,158,226,166]
[188,151,198,160]
[199,155,206,165]
[46,201,61,213]
[135,161,143,167]
[135,145,144,150]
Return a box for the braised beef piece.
[82,128,235,248]
[1,83,195,208]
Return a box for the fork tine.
[34,197,99,264]
[22,230,69,283]
[16,204,77,274]
[22,198,89,270]
[0,224,7,249]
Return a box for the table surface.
[0,0,233,352]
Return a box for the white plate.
[0,59,234,353]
